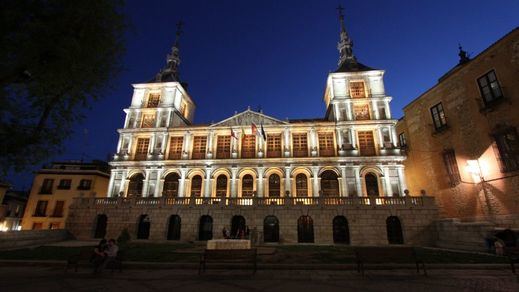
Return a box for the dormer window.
[147,93,160,108]
[349,81,366,98]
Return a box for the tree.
[0,0,127,177]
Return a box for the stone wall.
[0,229,71,250]
[66,197,439,246]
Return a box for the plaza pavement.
[0,266,517,292]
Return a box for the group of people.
[222,226,250,240]
[91,238,119,273]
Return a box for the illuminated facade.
[397,27,519,227]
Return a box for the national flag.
[260,123,267,141]
[251,123,260,137]
[230,127,238,140]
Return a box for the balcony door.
[358,131,376,156]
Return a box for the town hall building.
[67,9,438,245]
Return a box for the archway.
[297,215,314,243]
[137,214,151,239]
[93,214,107,239]
[321,170,339,197]
[295,173,308,197]
[332,216,350,244]
[231,215,246,238]
[190,175,202,197]
[216,175,227,197]
[264,216,279,243]
[269,174,281,197]
[199,215,213,241]
[365,173,380,196]
[167,215,181,240]
[163,173,180,197]
[242,174,254,197]
[386,216,404,244]
[128,173,144,196]
[495,229,517,247]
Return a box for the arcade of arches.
[121,166,405,198]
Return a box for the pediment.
[212,109,287,127]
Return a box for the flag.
[251,123,260,137]
[260,123,267,141]
[230,127,238,140]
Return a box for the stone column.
[340,166,348,197]
[182,131,190,157]
[161,134,168,155]
[178,168,187,197]
[207,131,214,157]
[346,101,353,121]
[384,100,391,119]
[119,170,128,196]
[154,169,164,197]
[335,128,343,149]
[155,109,162,128]
[312,166,320,197]
[371,100,379,120]
[354,167,362,196]
[391,126,399,148]
[257,167,264,197]
[230,167,238,197]
[383,167,392,196]
[204,167,212,197]
[377,127,384,149]
[107,170,116,197]
[284,166,292,195]
[397,167,407,196]
[284,127,290,156]
[142,169,151,197]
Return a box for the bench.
[355,247,426,276]
[66,249,93,272]
[504,247,519,274]
[199,248,257,274]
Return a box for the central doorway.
[297,215,314,243]
[231,215,246,238]
[264,216,279,242]
[365,173,380,196]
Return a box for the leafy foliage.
[0,0,127,177]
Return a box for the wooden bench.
[66,249,92,272]
[504,247,519,274]
[355,247,426,276]
[199,249,257,274]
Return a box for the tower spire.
[336,5,356,65]
[155,20,184,82]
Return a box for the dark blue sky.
[8,0,519,189]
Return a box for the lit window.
[216,136,231,159]
[442,149,461,186]
[478,70,503,106]
[168,136,183,159]
[192,136,207,159]
[318,132,335,157]
[141,114,156,128]
[292,133,308,157]
[349,81,366,98]
[242,174,254,197]
[430,102,447,131]
[135,138,150,160]
[78,179,92,190]
[493,127,519,172]
[354,105,370,120]
[241,135,256,158]
[399,132,407,148]
[267,134,282,158]
[147,93,160,107]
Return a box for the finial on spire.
[155,20,185,82]
[458,43,470,64]
[336,5,355,66]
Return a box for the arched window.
[216,175,227,197]
[163,173,180,197]
[333,216,350,244]
[190,175,202,197]
[320,170,339,197]
[231,215,246,238]
[167,215,181,240]
[199,215,213,240]
[297,215,314,243]
[269,174,281,197]
[386,216,404,244]
[137,214,150,239]
[128,173,144,196]
[93,214,107,239]
[242,174,254,197]
[365,173,379,196]
[264,216,279,242]
[295,173,308,197]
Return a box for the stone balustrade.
[73,195,434,208]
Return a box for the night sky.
[7,0,519,189]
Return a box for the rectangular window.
[168,136,184,159]
[430,102,447,131]
[141,114,156,128]
[241,135,256,158]
[147,93,160,107]
[216,135,231,159]
[399,132,407,148]
[192,136,207,159]
[478,70,503,106]
[292,133,308,157]
[354,104,370,120]
[52,201,65,217]
[78,179,92,190]
[494,127,519,172]
[442,149,461,186]
[39,179,54,194]
[135,138,150,160]
[358,131,376,156]
[318,132,335,157]
[33,200,48,217]
[378,105,387,119]
[57,179,71,190]
[349,81,366,98]
[267,134,282,158]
